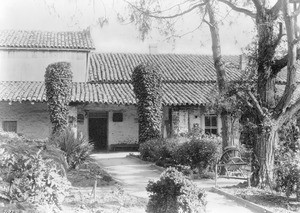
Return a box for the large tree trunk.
[207,0,231,149]
[251,122,278,187]
[256,9,277,108]
[250,7,279,186]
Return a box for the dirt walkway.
[92,152,256,213]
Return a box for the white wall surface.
[0,50,88,82]
[79,104,139,148]
[0,102,50,139]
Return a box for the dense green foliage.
[139,138,177,162]
[0,131,70,211]
[173,137,222,172]
[132,63,162,143]
[139,135,222,175]
[275,121,300,200]
[45,62,72,135]
[146,167,206,213]
[51,127,94,169]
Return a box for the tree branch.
[246,90,265,117]
[278,95,300,126]
[270,0,283,18]
[275,0,298,116]
[251,0,263,12]
[235,92,254,109]
[218,0,256,18]
[271,48,300,77]
[291,5,300,17]
[273,22,285,49]
[125,1,207,19]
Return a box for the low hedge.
[139,138,177,162]
[172,136,222,172]
[139,135,222,174]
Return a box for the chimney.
[149,44,158,54]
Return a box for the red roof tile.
[0,30,95,50]
[88,53,240,83]
[0,81,219,106]
[1,80,299,106]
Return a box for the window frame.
[2,121,17,133]
[204,114,218,135]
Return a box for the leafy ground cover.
[222,182,300,213]
[0,131,147,213]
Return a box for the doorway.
[88,112,108,151]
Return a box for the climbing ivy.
[45,62,72,135]
[132,63,162,144]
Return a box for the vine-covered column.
[45,62,72,135]
[132,63,162,143]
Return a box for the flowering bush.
[146,167,206,213]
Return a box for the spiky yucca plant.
[51,128,94,169]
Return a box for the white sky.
[0,0,256,54]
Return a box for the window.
[77,114,84,123]
[205,115,218,135]
[113,113,123,122]
[3,121,17,133]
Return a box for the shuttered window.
[3,121,17,133]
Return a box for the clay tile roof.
[0,81,220,106]
[88,53,240,83]
[0,30,95,50]
[2,81,298,106]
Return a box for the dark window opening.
[113,113,123,122]
[3,121,17,133]
[77,114,84,123]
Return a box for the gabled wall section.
[0,50,88,82]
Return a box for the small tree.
[132,63,162,144]
[45,62,72,135]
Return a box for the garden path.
[92,152,256,213]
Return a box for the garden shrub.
[0,130,68,176]
[0,137,70,211]
[275,120,300,200]
[51,127,94,169]
[45,62,72,135]
[173,136,222,173]
[139,138,177,162]
[132,63,163,143]
[146,167,206,213]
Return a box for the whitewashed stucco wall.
[79,103,139,147]
[0,102,51,139]
[0,50,88,82]
[0,102,233,147]
[175,107,222,135]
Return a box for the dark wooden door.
[89,117,108,150]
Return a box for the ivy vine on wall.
[45,62,72,135]
[132,63,162,143]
